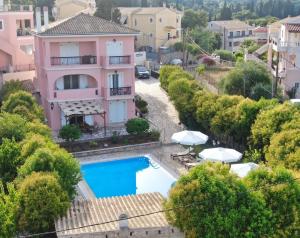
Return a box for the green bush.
[125,118,150,135]
[148,129,160,141]
[59,125,81,142]
[214,49,236,62]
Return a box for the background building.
[0,1,34,81]
[268,16,300,98]
[208,20,255,52]
[119,7,182,52]
[54,0,96,20]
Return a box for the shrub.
[0,80,27,102]
[59,125,81,142]
[202,56,216,66]
[214,49,236,62]
[2,91,44,121]
[148,129,160,141]
[17,172,70,234]
[111,131,120,144]
[159,65,181,90]
[125,118,150,135]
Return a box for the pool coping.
[77,153,179,200]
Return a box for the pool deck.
[76,144,187,200]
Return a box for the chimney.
[36,7,42,33]
[43,6,49,29]
[119,213,129,230]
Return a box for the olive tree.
[18,147,81,199]
[17,172,70,234]
[164,162,272,238]
[0,139,22,183]
[244,166,300,237]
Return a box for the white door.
[85,115,93,126]
[109,100,127,123]
[79,75,88,89]
[61,110,67,127]
[60,43,80,64]
[106,41,123,56]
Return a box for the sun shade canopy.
[58,100,104,117]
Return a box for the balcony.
[110,87,131,96]
[53,88,99,101]
[17,28,31,37]
[51,56,97,66]
[101,55,132,68]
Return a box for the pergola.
[58,99,106,135]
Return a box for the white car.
[170,58,183,66]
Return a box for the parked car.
[170,58,183,66]
[135,65,150,79]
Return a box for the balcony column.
[96,40,100,67]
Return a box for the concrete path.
[135,78,184,144]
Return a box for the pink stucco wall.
[0,11,34,69]
[35,34,136,131]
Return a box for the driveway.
[135,78,184,144]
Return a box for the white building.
[208,20,255,52]
[268,16,300,98]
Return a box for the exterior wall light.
[50,102,54,110]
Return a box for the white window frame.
[0,19,4,31]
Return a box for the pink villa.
[0,2,34,73]
[34,11,139,133]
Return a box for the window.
[150,33,153,37]
[134,19,137,26]
[229,32,233,38]
[159,18,162,23]
[295,82,300,89]
[234,41,240,46]
[63,75,79,89]
[150,18,153,23]
[229,42,232,47]
[236,31,241,37]
[24,19,31,28]
[176,30,180,38]
[0,20,3,30]
[242,31,245,36]
[249,30,253,35]
[112,73,119,89]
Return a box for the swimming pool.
[81,156,176,198]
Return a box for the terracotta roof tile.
[286,23,300,33]
[55,193,172,236]
[37,13,139,36]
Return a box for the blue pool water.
[81,156,176,198]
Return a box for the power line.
[19,177,300,238]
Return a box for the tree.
[214,49,236,62]
[26,120,52,138]
[220,61,272,99]
[0,182,19,238]
[18,148,81,199]
[182,9,208,29]
[1,91,44,121]
[250,103,298,156]
[125,118,149,135]
[244,166,300,237]
[59,125,81,142]
[95,0,120,22]
[0,139,22,184]
[0,80,27,102]
[0,113,28,143]
[164,162,272,238]
[159,65,182,90]
[17,172,70,234]
[168,78,200,128]
[266,129,300,170]
[219,0,232,20]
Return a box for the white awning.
[58,100,104,117]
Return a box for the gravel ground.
[135,77,185,144]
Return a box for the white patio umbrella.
[230,163,259,178]
[171,130,209,146]
[199,147,242,163]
